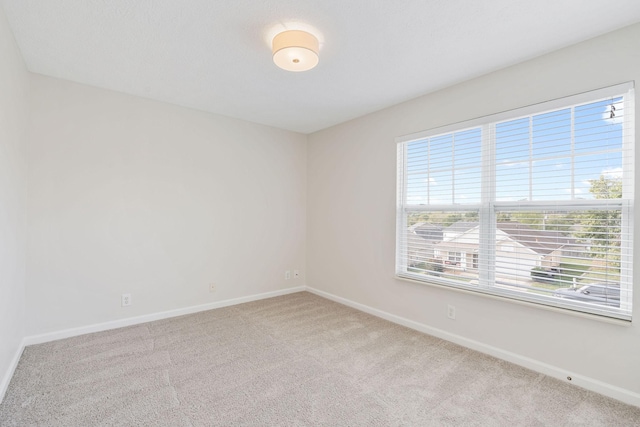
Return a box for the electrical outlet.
[209,283,216,293]
[122,293,132,307]
[285,270,291,280]
[447,305,456,320]
[293,269,300,279]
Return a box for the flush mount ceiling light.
[272,30,319,72]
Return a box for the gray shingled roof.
[440,221,577,255]
[411,223,443,241]
[496,222,576,255]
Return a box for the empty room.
[1,1,640,425]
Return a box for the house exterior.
[433,221,581,277]
[406,222,443,267]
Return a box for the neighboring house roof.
[436,221,577,256]
[497,222,576,255]
[443,221,478,237]
[409,222,443,242]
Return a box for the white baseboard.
[306,286,640,408]
[23,286,305,346]
[10,285,640,408]
[0,338,26,403]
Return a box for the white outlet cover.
[447,305,456,319]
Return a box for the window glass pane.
[405,211,480,285]
[574,97,623,154]
[496,117,529,163]
[453,128,482,204]
[494,209,622,310]
[429,134,453,170]
[454,129,482,162]
[532,158,571,200]
[496,163,529,202]
[406,140,428,173]
[532,108,571,158]
[574,154,623,200]
[406,128,481,206]
[496,117,531,201]
[406,172,428,205]
[428,171,453,204]
[454,167,481,204]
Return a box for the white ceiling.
[3,1,640,134]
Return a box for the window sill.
[395,274,632,326]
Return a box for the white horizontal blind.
[396,83,634,320]
[403,127,482,283]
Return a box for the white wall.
[307,23,640,396]
[26,75,307,335]
[0,5,29,395]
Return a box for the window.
[448,252,462,265]
[396,83,634,320]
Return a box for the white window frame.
[396,82,635,321]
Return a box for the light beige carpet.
[1,291,639,426]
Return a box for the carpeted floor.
[1,292,639,426]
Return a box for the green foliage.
[407,259,444,276]
[407,212,430,226]
[588,175,622,199]
[464,211,479,220]
[543,214,578,234]
[554,260,591,286]
[407,262,426,273]
[408,210,478,228]
[512,212,543,228]
[496,212,511,222]
[425,258,444,276]
[507,211,576,234]
[577,175,622,268]
[422,211,449,226]
[443,213,462,227]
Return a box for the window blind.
[396,83,634,320]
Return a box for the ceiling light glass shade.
[272,30,319,72]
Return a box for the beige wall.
[307,23,640,395]
[0,6,29,394]
[26,75,307,335]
